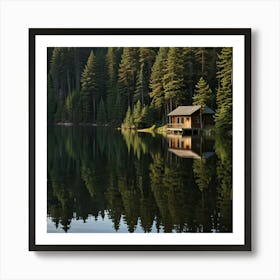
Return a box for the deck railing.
[167,124,183,129]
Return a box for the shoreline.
[53,123,230,137]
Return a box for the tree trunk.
[93,95,96,122]
[169,99,173,113]
[67,69,71,96]
[201,49,204,75]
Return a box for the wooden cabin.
[167,105,214,134]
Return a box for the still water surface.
[47,126,232,233]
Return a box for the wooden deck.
[167,124,183,134]
[167,124,200,135]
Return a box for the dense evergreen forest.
[47,47,232,130]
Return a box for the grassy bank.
[155,125,167,136]
[137,124,167,136]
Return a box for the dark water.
[47,126,232,233]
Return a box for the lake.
[47,126,232,233]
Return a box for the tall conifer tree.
[97,97,107,124]
[134,48,157,105]
[163,48,184,113]
[215,47,232,130]
[149,47,169,118]
[81,50,98,122]
[106,48,123,123]
[193,77,212,107]
[193,77,213,129]
[118,48,139,110]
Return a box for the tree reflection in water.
[47,126,232,233]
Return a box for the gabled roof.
[203,107,215,114]
[167,106,214,116]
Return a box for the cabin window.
[181,117,184,123]
[177,117,180,124]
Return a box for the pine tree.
[193,77,213,129]
[81,50,98,122]
[97,97,107,124]
[134,48,157,105]
[215,47,232,130]
[94,48,108,102]
[163,48,185,113]
[106,48,122,90]
[205,48,220,102]
[122,107,134,129]
[132,100,142,128]
[47,73,56,123]
[118,48,139,110]
[193,77,212,107]
[65,90,81,123]
[113,90,126,126]
[49,47,63,98]
[74,48,81,94]
[106,48,123,123]
[194,47,207,77]
[179,47,220,108]
[149,47,168,118]
[181,48,196,105]
[48,48,66,122]
[134,66,145,105]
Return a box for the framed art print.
[29,28,251,251]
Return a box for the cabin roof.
[167,106,215,116]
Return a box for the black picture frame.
[29,28,251,251]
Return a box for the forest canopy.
[47,47,232,130]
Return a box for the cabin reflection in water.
[167,135,215,159]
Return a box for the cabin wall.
[170,116,191,128]
[184,117,191,128]
[203,114,214,127]
[191,111,201,128]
